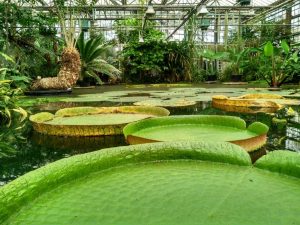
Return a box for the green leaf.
[123,115,268,152]
[292,51,298,62]
[264,41,274,57]
[0,52,15,63]
[281,40,289,54]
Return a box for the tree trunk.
[31,47,81,90]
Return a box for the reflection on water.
[0,132,127,185]
[286,124,300,152]
[31,132,127,152]
[1,98,299,186]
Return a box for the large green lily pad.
[1,142,300,225]
[30,106,170,136]
[123,115,269,152]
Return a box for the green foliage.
[114,18,164,44]
[0,50,28,158]
[116,17,192,83]
[255,40,299,87]
[263,41,274,57]
[191,68,206,83]
[122,41,193,83]
[0,1,61,83]
[199,50,228,80]
[0,52,28,127]
[0,51,31,89]
[76,33,121,85]
[0,79,28,159]
[259,20,291,44]
[220,64,234,81]
[0,80,27,125]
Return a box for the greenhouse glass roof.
[12,0,300,43]
[29,0,278,6]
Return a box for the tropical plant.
[199,49,229,80]
[114,18,164,44]
[256,40,299,87]
[0,52,31,89]
[164,41,192,82]
[0,80,27,126]
[0,1,60,83]
[31,8,81,90]
[0,49,30,159]
[122,40,193,83]
[121,40,166,83]
[76,33,121,85]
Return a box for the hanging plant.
[237,0,251,6]
[199,18,210,30]
[81,19,90,31]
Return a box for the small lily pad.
[134,99,197,107]
[106,96,152,103]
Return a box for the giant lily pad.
[134,99,197,107]
[30,106,170,136]
[1,142,300,225]
[212,93,300,113]
[123,115,269,152]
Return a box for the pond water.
[1,84,299,186]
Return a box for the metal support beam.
[29,5,271,11]
[91,15,254,20]
[244,0,293,23]
[109,0,122,5]
[166,0,207,40]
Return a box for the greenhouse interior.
[1,0,300,224]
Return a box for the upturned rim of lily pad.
[29,106,170,136]
[123,115,269,152]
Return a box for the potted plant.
[81,19,90,32]
[237,0,251,6]
[199,18,210,30]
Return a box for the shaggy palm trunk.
[31,47,81,90]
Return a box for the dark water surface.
[1,85,299,186]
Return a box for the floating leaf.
[123,115,269,152]
[30,106,169,136]
[2,142,300,225]
[134,99,197,107]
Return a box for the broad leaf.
[281,40,289,54]
[264,41,274,57]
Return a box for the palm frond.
[85,70,104,84]
[76,34,121,84]
[87,47,107,62]
[77,32,85,55]
[88,59,121,78]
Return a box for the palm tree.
[76,32,121,85]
